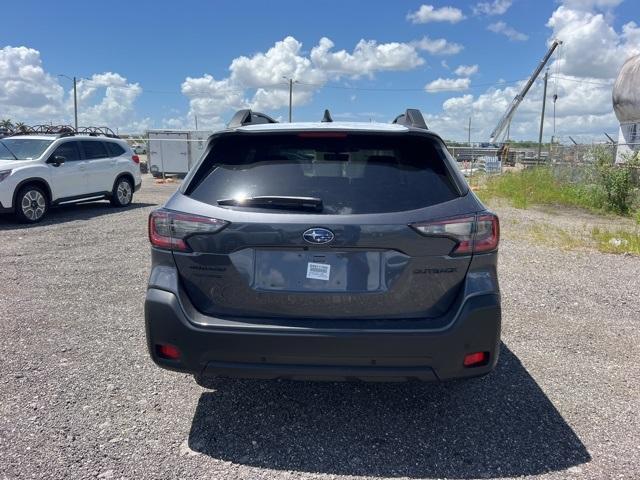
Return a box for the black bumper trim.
[202,361,437,381]
[145,288,501,382]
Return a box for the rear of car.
[145,119,500,382]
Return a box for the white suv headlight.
[0,169,11,182]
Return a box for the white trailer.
[147,130,213,177]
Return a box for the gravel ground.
[0,175,638,479]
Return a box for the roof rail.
[228,109,278,128]
[321,109,333,123]
[6,124,119,138]
[392,109,428,130]
[76,126,119,138]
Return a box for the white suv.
[0,133,142,223]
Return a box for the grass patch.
[511,222,640,256]
[592,227,640,255]
[477,168,609,212]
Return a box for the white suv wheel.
[111,177,133,207]
[16,186,48,223]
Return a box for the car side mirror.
[48,155,66,166]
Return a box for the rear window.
[80,141,108,160]
[105,142,126,157]
[188,133,459,214]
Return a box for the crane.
[489,39,563,144]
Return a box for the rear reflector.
[132,154,140,164]
[156,344,180,360]
[463,351,489,367]
[148,209,228,251]
[411,212,499,255]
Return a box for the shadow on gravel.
[0,201,156,230]
[188,344,590,478]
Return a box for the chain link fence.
[448,142,640,177]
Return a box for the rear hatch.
[167,131,482,320]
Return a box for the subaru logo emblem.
[303,227,334,244]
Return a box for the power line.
[549,75,613,86]
[296,79,524,92]
[68,78,527,96]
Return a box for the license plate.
[306,262,330,281]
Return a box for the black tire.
[14,185,49,223]
[110,176,133,207]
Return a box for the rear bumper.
[145,288,501,382]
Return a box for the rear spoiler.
[392,109,428,130]
[228,109,278,128]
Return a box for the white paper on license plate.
[306,262,330,281]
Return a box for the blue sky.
[1,0,639,140]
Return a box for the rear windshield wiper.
[217,196,323,212]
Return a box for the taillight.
[148,209,228,251]
[411,213,499,255]
[132,155,140,164]
[474,214,500,253]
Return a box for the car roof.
[4,134,59,140]
[236,121,409,133]
[5,134,122,142]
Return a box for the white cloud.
[454,64,479,76]
[473,0,512,16]
[547,6,640,78]
[182,36,425,126]
[0,46,146,131]
[424,0,639,142]
[407,4,465,24]
[488,21,529,41]
[412,36,464,55]
[561,0,622,10]
[425,77,471,93]
[75,73,142,127]
[426,75,617,141]
[0,46,64,119]
[310,37,424,76]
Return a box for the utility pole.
[58,74,79,130]
[72,77,78,131]
[282,76,297,122]
[537,70,549,162]
[288,78,293,123]
[195,115,198,130]
[467,117,472,146]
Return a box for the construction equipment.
[489,39,563,144]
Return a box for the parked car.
[0,131,142,223]
[145,108,501,384]
[133,145,147,155]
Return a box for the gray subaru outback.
[145,108,501,384]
